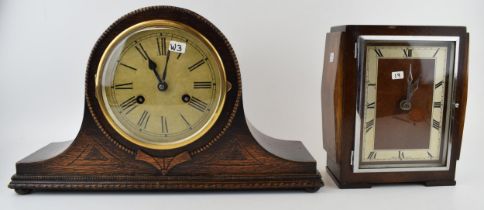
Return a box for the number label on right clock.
[354,36,459,172]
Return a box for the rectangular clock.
[322,25,469,188]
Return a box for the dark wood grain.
[8,6,322,194]
[322,32,344,163]
[322,25,468,188]
[375,59,434,150]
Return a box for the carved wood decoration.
[9,6,322,194]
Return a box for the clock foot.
[326,167,372,189]
[15,189,33,195]
[424,180,456,186]
[304,187,320,193]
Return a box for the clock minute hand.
[161,51,171,82]
[400,64,417,111]
[406,64,419,101]
[408,78,420,100]
[405,64,414,101]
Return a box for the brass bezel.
[95,20,227,150]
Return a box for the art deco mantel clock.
[322,25,468,188]
[9,6,322,194]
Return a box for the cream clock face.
[96,21,226,150]
[355,37,457,171]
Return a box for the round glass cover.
[96,20,226,150]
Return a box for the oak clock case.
[322,25,468,188]
[9,6,322,194]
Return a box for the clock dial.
[357,40,455,169]
[96,21,226,149]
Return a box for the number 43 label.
[169,41,186,54]
[392,71,404,80]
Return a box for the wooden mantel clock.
[9,6,322,194]
[322,25,468,188]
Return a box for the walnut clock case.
[9,6,322,194]
[322,25,468,188]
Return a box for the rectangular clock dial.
[354,36,458,172]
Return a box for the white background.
[1,0,483,209]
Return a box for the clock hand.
[400,64,418,111]
[408,64,413,82]
[148,58,167,91]
[408,77,420,100]
[161,51,171,82]
[406,64,421,100]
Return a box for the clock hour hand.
[148,58,167,91]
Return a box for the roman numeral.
[368,83,376,87]
[374,49,383,57]
[403,48,412,57]
[427,152,433,158]
[157,36,166,56]
[188,59,206,71]
[433,48,440,57]
[433,101,442,108]
[367,151,377,160]
[113,82,133,90]
[399,151,405,160]
[119,62,137,71]
[365,119,374,133]
[134,41,149,60]
[137,110,150,130]
[432,119,440,130]
[177,39,188,60]
[193,81,212,89]
[180,113,192,129]
[367,102,375,109]
[120,96,138,114]
[188,96,208,112]
[435,81,444,89]
[161,116,168,134]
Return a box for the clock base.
[326,166,456,188]
[10,149,322,194]
[9,109,323,194]
[10,173,322,193]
